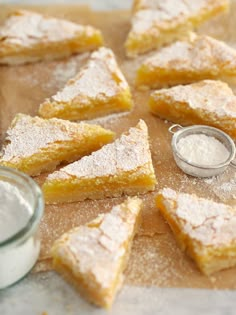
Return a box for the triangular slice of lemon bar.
[149,80,236,138]
[136,33,236,88]
[43,120,157,204]
[39,47,133,120]
[125,0,229,57]
[156,188,236,275]
[52,197,142,309]
[0,114,115,176]
[0,10,103,65]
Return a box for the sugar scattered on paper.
[204,167,236,203]
[43,54,89,91]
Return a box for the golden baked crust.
[0,114,115,176]
[125,0,229,57]
[136,33,236,88]
[149,80,236,138]
[42,120,157,204]
[51,197,143,309]
[156,188,236,275]
[0,10,103,65]
[39,47,133,120]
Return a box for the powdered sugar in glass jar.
[0,166,44,289]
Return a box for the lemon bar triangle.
[43,120,157,204]
[0,114,115,176]
[136,33,236,88]
[156,188,236,275]
[149,80,236,138]
[39,47,133,120]
[125,0,229,57]
[51,197,142,309]
[0,10,103,65]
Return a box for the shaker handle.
[168,124,183,134]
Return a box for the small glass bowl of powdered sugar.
[0,166,44,289]
[169,124,236,178]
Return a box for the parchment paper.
[0,3,236,289]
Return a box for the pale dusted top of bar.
[130,0,228,34]
[160,188,236,247]
[51,47,129,102]
[143,34,236,71]
[47,120,153,180]
[152,80,236,118]
[52,197,142,289]
[0,114,102,161]
[0,10,96,49]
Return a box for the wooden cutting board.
[0,3,236,289]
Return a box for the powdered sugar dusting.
[153,80,236,118]
[160,188,236,247]
[133,0,214,12]
[126,234,198,287]
[85,112,130,127]
[131,3,188,34]
[0,10,95,50]
[145,40,191,67]
[130,0,227,34]
[47,120,153,180]
[51,59,79,84]
[144,34,236,72]
[0,181,32,242]
[204,167,236,203]
[51,47,129,102]
[177,134,230,166]
[0,114,90,162]
[52,198,142,289]
[43,54,90,91]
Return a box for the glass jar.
[0,166,44,289]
